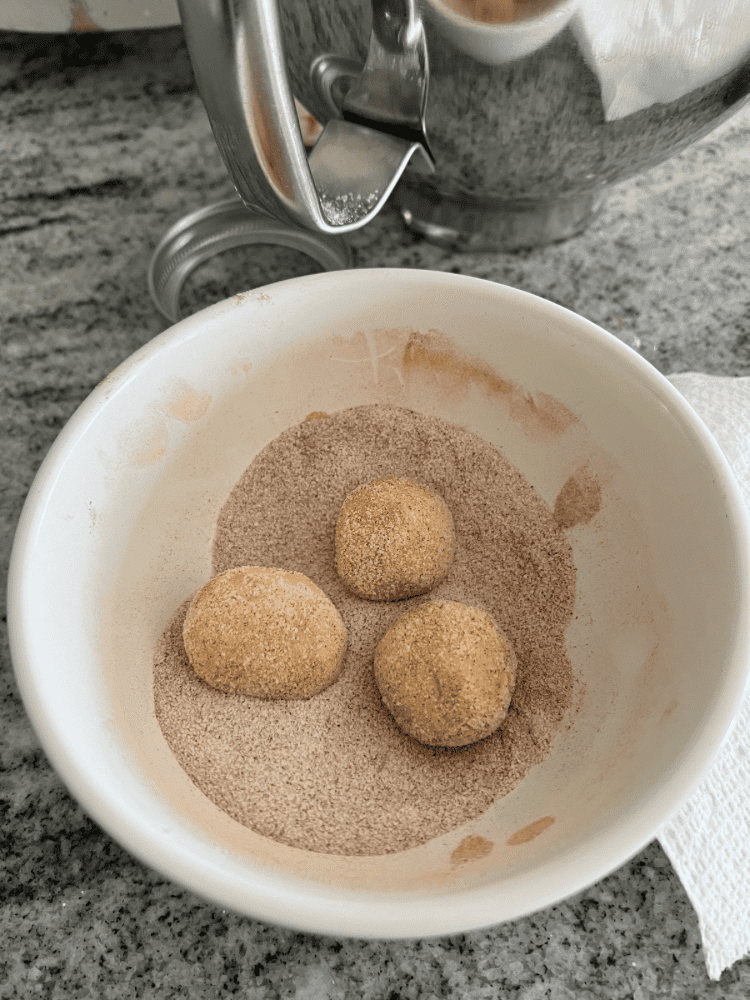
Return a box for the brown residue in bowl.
[450,834,495,864]
[230,361,253,376]
[70,0,102,31]
[166,383,212,425]
[402,330,578,441]
[660,698,678,724]
[507,815,555,845]
[132,421,168,468]
[553,465,602,530]
[403,330,513,397]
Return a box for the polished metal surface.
[176,0,433,233]
[175,0,750,252]
[340,0,433,158]
[147,198,351,322]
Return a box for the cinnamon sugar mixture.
[153,404,576,856]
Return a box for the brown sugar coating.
[335,477,455,601]
[156,403,577,856]
[373,600,517,747]
[182,566,347,699]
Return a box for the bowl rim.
[423,0,579,36]
[8,268,750,938]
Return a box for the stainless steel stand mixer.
[148,0,750,319]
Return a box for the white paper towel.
[573,1,750,120]
[659,373,750,981]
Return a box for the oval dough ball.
[183,566,347,699]
[373,601,517,747]
[335,477,455,601]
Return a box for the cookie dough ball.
[335,478,455,601]
[373,601,517,747]
[183,566,347,700]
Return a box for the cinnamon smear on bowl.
[153,404,576,856]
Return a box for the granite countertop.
[2,24,750,1000]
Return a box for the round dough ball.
[373,601,517,747]
[183,566,347,699]
[335,477,455,601]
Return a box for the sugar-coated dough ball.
[373,601,517,747]
[335,478,455,601]
[183,566,347,699]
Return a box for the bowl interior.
[10,269,749,937]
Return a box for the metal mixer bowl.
[149,0,750,317]
[278,0,750,249]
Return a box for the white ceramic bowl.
[424,0,579,66]
[8,269,750,938]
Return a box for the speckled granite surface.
[2,25,750,1000]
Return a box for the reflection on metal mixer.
[148,0,750,317]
